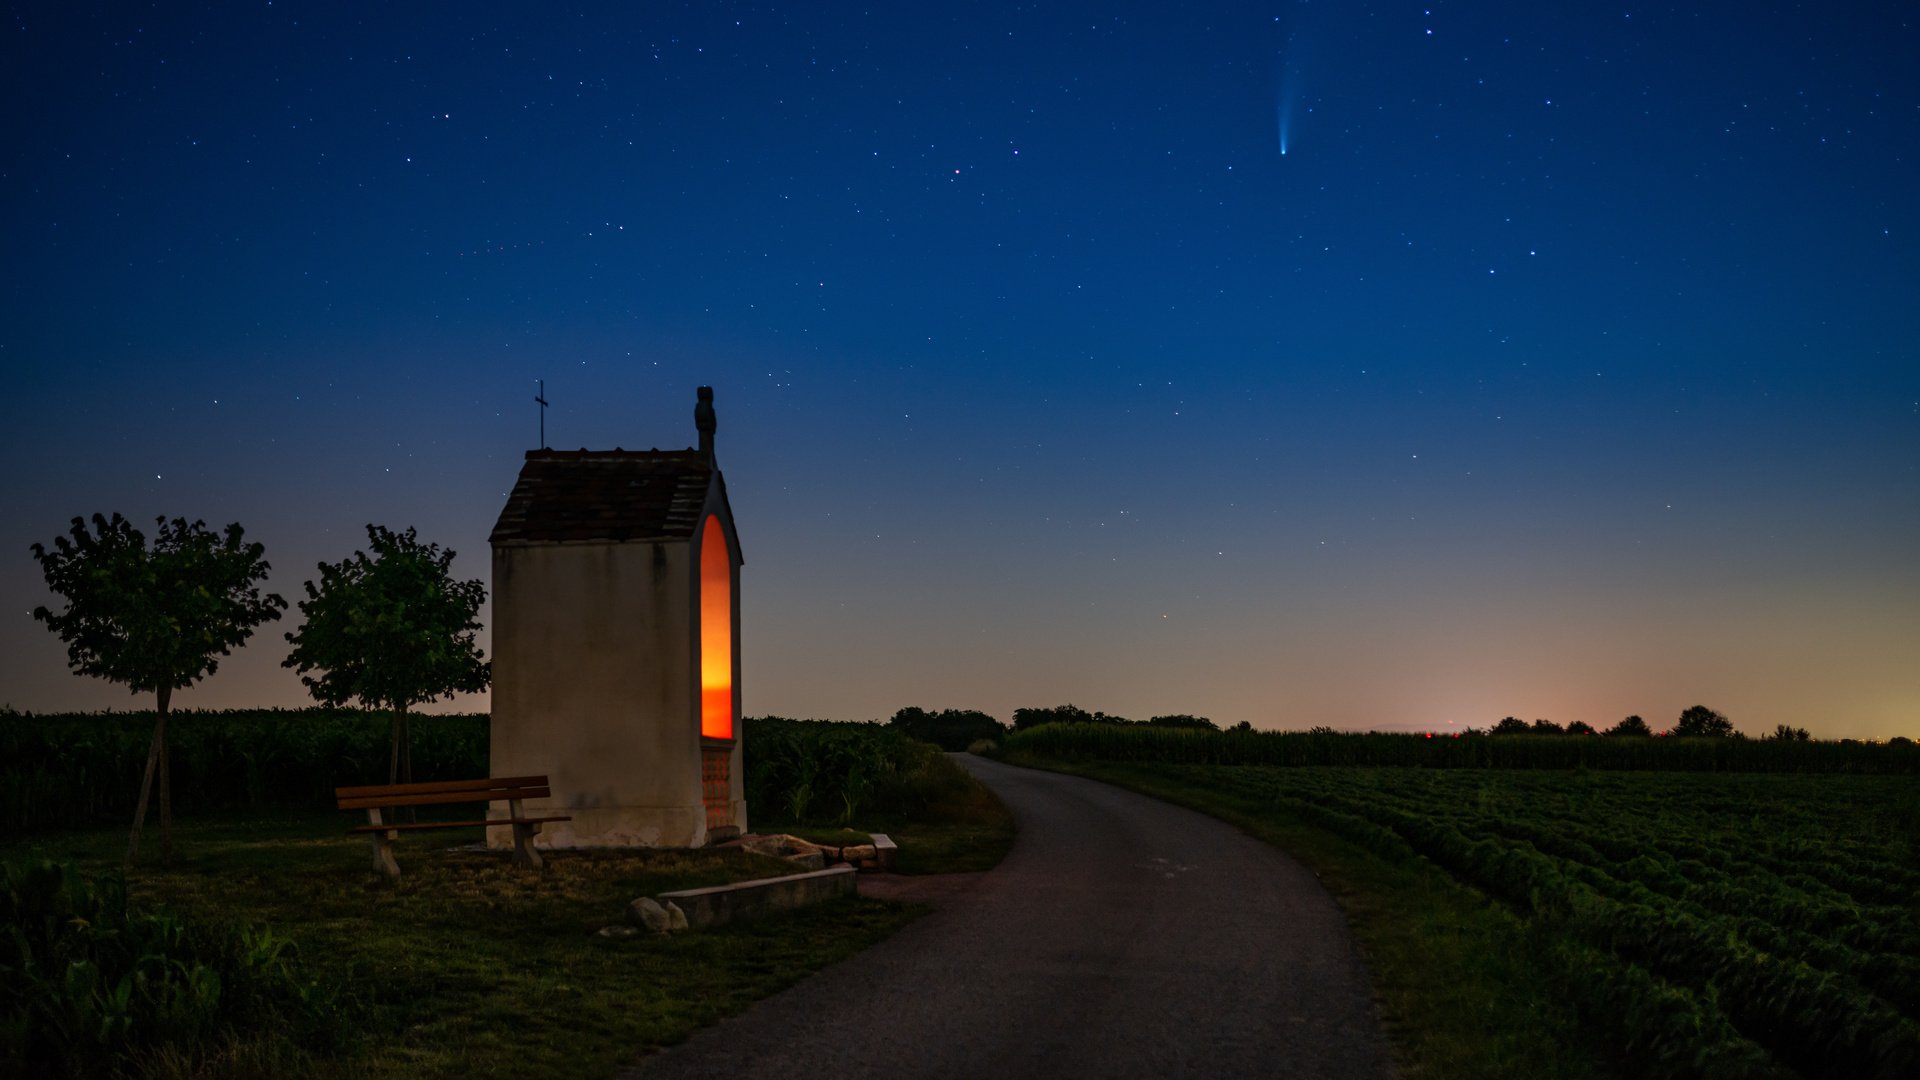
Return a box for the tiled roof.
[489,449,715,544]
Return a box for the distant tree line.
[1009,704,1224,732]
[1481,707,1824,741]
[885,704,1242,751]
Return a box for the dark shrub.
[0,860,332,1077]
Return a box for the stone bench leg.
[508,798,544,868]
[365,808,401,878]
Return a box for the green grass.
[1001,755,1632,1080]
[4,809,928,1079]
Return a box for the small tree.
[1530,719,1565,735]
[1491,716,1530,735]
[1604,715,1653,737]
[283,526,489,792]
[1673,705,1736,739]
[1763,723,1811,742]
[30,514,285,867]
[1566,720,1597,736]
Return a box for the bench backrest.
[336,776,551,810]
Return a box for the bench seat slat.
[334,775,549,800]
[346,815,571,834]
[338,787,549,810]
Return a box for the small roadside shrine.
[485,386,746,849]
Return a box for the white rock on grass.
[664,901,690,931]
[628,896,672,934]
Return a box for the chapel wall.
[488,538,708,848]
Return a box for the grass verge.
[4,809,927,1080]
[1001,753,1626,1080]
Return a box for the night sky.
[4,2,1916,736]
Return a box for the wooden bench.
[335,776,571,878]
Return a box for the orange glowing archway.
[699,515,733,740]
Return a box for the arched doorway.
[698,515,734,830]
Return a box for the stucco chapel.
[485,387,746,850]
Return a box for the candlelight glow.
[700,515,733,739]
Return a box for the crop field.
[1045,759,1920,1079]
[1003,722,1920,774]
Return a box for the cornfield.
[0,708,487,835]
[742,716,981,826]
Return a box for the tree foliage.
[1148,714,1219,730]
[1012,704,1134,731]
[282,525,489,715]
[887,707,1007,752]
[1606,715,1654,738]
[30,514,285,699]
[282,525,488,788]
[1765,724,1812,743]
[30,514,284,865]
[1673,705,1737,739]
[1491,716,1531,735]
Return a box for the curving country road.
[623,755,1395,1080]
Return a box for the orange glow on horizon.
[699,516,733,739]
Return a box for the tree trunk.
[388,706,403,784]
[125,686,172,870]
[400,705,415,823]
[388,705,417,823]
[159,686,173,866]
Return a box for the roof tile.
[489,449,714,544]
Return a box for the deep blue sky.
[4,1,1916,735]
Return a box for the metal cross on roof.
[534,380,550,449]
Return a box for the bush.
[743,717,984,826]
[0,859,334,1078]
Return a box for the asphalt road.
[622,756,1395,1080]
